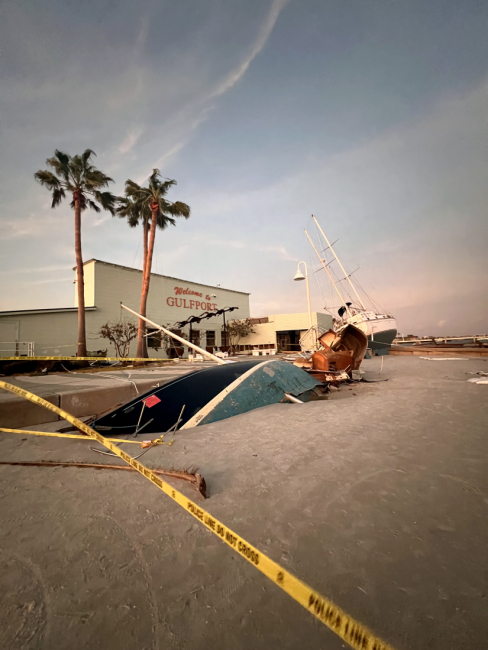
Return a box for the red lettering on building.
[174,286,203,298]
[167,297,219,312]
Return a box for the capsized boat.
[305,215,397,355]
[92,359,323,436]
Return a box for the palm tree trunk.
[140,220,149,358]
[136,207,157,358]
[74,192,87,357]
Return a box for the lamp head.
[294,268,305,281]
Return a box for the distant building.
[0,259,336,358]
[238,312,333,352]
[0,259,250,358]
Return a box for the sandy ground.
[0,356,487,650]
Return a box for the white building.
[239,312,333,353]
[0,259,250,358]
[0,259,334,358]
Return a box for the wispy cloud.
[118,128,143,154]
[142,0,290,171]
[0,265,71,275]
[257,244,298,261]
[0,213,69,240]
[150,142,187,177]
[208,0,290,100]
[178,232,297,260]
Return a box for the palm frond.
[116,196,137,220]
[149,168,160,185]
[85,168,114,189]
[51,187,66,208]
[158,179,177,194]
[120,171,189,232]
[125,179,141,192]
[34,170,61,190]
[127,213,140,228]
[37,149,115,218]
[55,150,70,165]
[82,149,96,165]
[156,215,176,230]
[87,199,101,213]
[166,200,190,219]
[125,179,148,200]
[46,150,72,183]
[93,191,117,215]
[70,193,87,211]
[116,196,132,216]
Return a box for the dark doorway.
[277,330,302,352]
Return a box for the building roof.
[79,259,250,296]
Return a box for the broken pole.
[120,303,229,365]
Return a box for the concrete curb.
[0,394,61,428]
[0,379,161,428]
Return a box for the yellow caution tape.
[0,356,173,362]
[0,427,141,444]
[0,380,395,650]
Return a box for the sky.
[1,0,487,336]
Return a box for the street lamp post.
[222,310,226,349]
[294,261,315,349]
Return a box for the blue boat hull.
[93,359,322,435]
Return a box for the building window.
[147,328,162,349]
[206,331,216,347]
[190,329,200,345]
[166,329,184,358]
[221,329,228,347]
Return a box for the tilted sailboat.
[305,215,397,355]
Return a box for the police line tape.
[0,379,395,650]
[0,427,141,444]
[0,356,174,362]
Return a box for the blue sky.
[1,0,487,335]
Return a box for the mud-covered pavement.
[0,356,487,650]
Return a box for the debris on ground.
[290,324,368,388]
[0,460,207,497]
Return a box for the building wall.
[316,313,334,331]
[0,260,250,358]
[74,262,95,307]
[239,312,334,349]
[240,321,278,347]
[91,261,250,356]
[0,310,91,357]
[0,260,337,358]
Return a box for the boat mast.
[312,215,367,310]
[304,229,352,317]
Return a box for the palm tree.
[34,150,116,357]
[116,193,151,357]
[122,169,190,358]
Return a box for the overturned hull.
[92,359,323,436]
